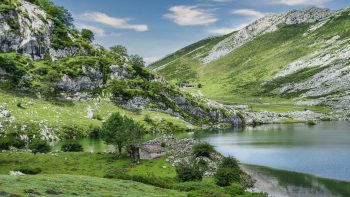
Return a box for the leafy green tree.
[28,139,51,154]
[101,113,144,163]
[81,29,94,42]
[129,54,145,67]
[110,45,128,57]
[35,0,74,27]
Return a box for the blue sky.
[52,0,350,64]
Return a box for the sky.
[52,0,350,64]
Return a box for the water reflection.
[243,165,350,197]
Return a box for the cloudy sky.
[52,0,350,64]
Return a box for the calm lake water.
[198,121,350,182]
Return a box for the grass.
[0,174,186,197]
[0,91,195,133]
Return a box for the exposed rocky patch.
[144,135,223,176]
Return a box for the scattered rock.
[9,171,25,176]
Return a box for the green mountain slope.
[151,8,350,116]
[0,0,244,142]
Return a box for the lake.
[197,121,350,197]
[198,121,350,182]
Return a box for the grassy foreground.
[0,174,186,197]
[0,152,266,197]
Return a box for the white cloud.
[81,12,148,32]
[231,9,266,18]
[274,0,331,6]
[164,5,218,26]
[209,23,249,34]
[76,24,106,37]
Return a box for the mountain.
[0,0,243,141]
[150,7,350,117]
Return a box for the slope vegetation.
[151,8,350,115]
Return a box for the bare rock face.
[56,65,104,92]
[0,0,87,60]
[0,1,53,60]
[203,7,333,64]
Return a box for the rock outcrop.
[0,0,87,60]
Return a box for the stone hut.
[139,144,166,160]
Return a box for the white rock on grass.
[9,171,25,176]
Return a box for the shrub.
[9,137,26,149]
[0,137,25,150]
[176,164,203,182]
[60,125,87,140]
[306,120,316,126]
[28,139,51,154]
[0,137,11,150]
[215,168,241,187]
[220,156,240,169]
[223,184,245,196]
[61,142,83,152]
[171,181,218,192]
[89,125,101,138]
[192,142,216,158]
[15,167,42,175]
[160,142,166,148]
[188,188,230,197]
[93,114,103,121]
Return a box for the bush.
[192,142,216,158]
[215,168,241,187]
[306,120,316,126]
[188,188,230,197]
[60,125,87,140]
[176,164,203,182]
[0,137,11,150]
[220,156,240,169]
[89,125,101,138]
[0,137,26,150]
[171,181,218,192]
[61,141,83,152]
[223,184,245,196]
[15,167,42,175]
[28,139,51,154]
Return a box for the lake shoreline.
[241,164,350,197]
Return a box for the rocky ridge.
[203,7,333,64]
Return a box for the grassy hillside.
[150,9,350,113]
[0,91,195,135]
[0,174,186,197]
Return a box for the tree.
[110,45,128,57]
[28,139,51,154]
[129,54,145,67]
[101,113,144,163]
[35,0,74,27]
[81,29,94,42]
